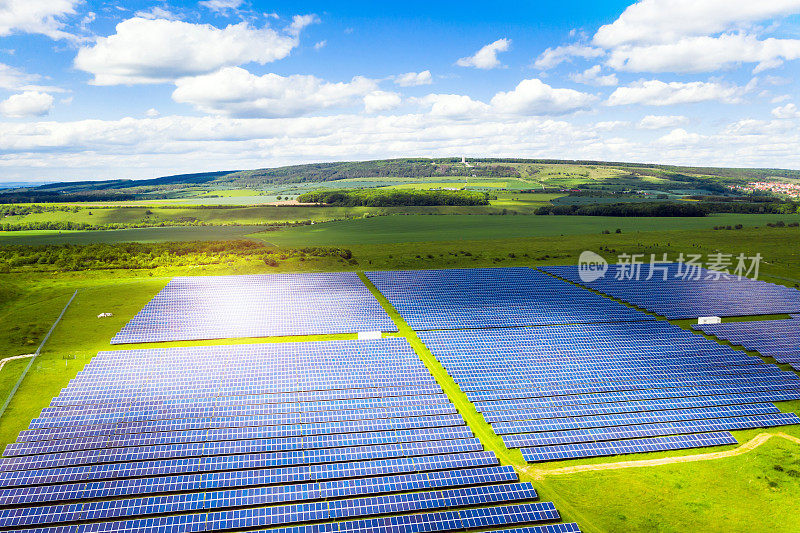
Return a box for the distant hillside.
[2,158,800,203]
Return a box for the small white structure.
[97,312,113,319]
[357,331,383,340]
[698,316,722,324]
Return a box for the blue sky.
[2,0,800,181]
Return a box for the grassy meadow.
[259,213,800,246]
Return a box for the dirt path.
[0,354,34,373]
[525,432,800,480]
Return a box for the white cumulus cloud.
[363,91,402,114]
[172,67,379,117]
[772,102,800,118]
[606,33,800,73]
[569,65,618,86]
[75,17,304,85]
[637,114,689,129]
[199,0,244,14]
[490,78,596,115]
[417,94,490,118]
[607,80,743,106]
[0,0,79,40]
[594,0,800,47]
[456,39,511,69]
[394,70,432,87]
[591,0,800,74]
[0,91,54,117]
[534,44,604,70]
[657,128,705,146]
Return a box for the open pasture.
[260,213,800,246]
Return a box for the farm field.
[0,202,554,231]
[260,213,800,246]
[0,225,266,245]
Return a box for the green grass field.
[1,204,559,234]
[0,225,267,245]
[259,213,800,246]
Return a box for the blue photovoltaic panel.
[521,432,737,463]
[418,322,800,462]
[111,272,396,344]
[503,413,800,448]
[694,319,800,359]
[365,267,652,330]
[542,263,800,319]
[0,336,576,532]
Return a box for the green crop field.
[258,213,800,247]
[0,225,267,245]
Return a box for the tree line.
[535,202,709,217]
[0,241,355,273]
[297,189,490,207]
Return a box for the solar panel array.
[0,337,578,532]
[542,264,800,319]
[418,322,800,463]
[695,319,800,371]
[365,268,652,330]
[111,272,397,344]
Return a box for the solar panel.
[503,413,800,448]
[365,267,652,330]
[522,432,737,463]
[694,319,800,359]
[111,272,397,343]
[0,336,575,532]
[418,322,800,462]
[542,264,800,319]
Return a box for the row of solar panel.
[449,366,788,385]
[465,379,800,403]
[0,452,501,506]
[521,432,738,463]
[502,413,800,448]
[34,396,455,427]
[480,391,800,422]
[0,437,483,474]
[29,404,458,431]
[0,468,523,527]
[8,415,467,456]
[474,386,800,412]
[455,375,796,393]
[60,371,792,401]
[1,484,543,532]
[492,404,778,434]
[29,402,453,428]
[48,386,447,407]
[3,503,573,533]
[4,425,475,458]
